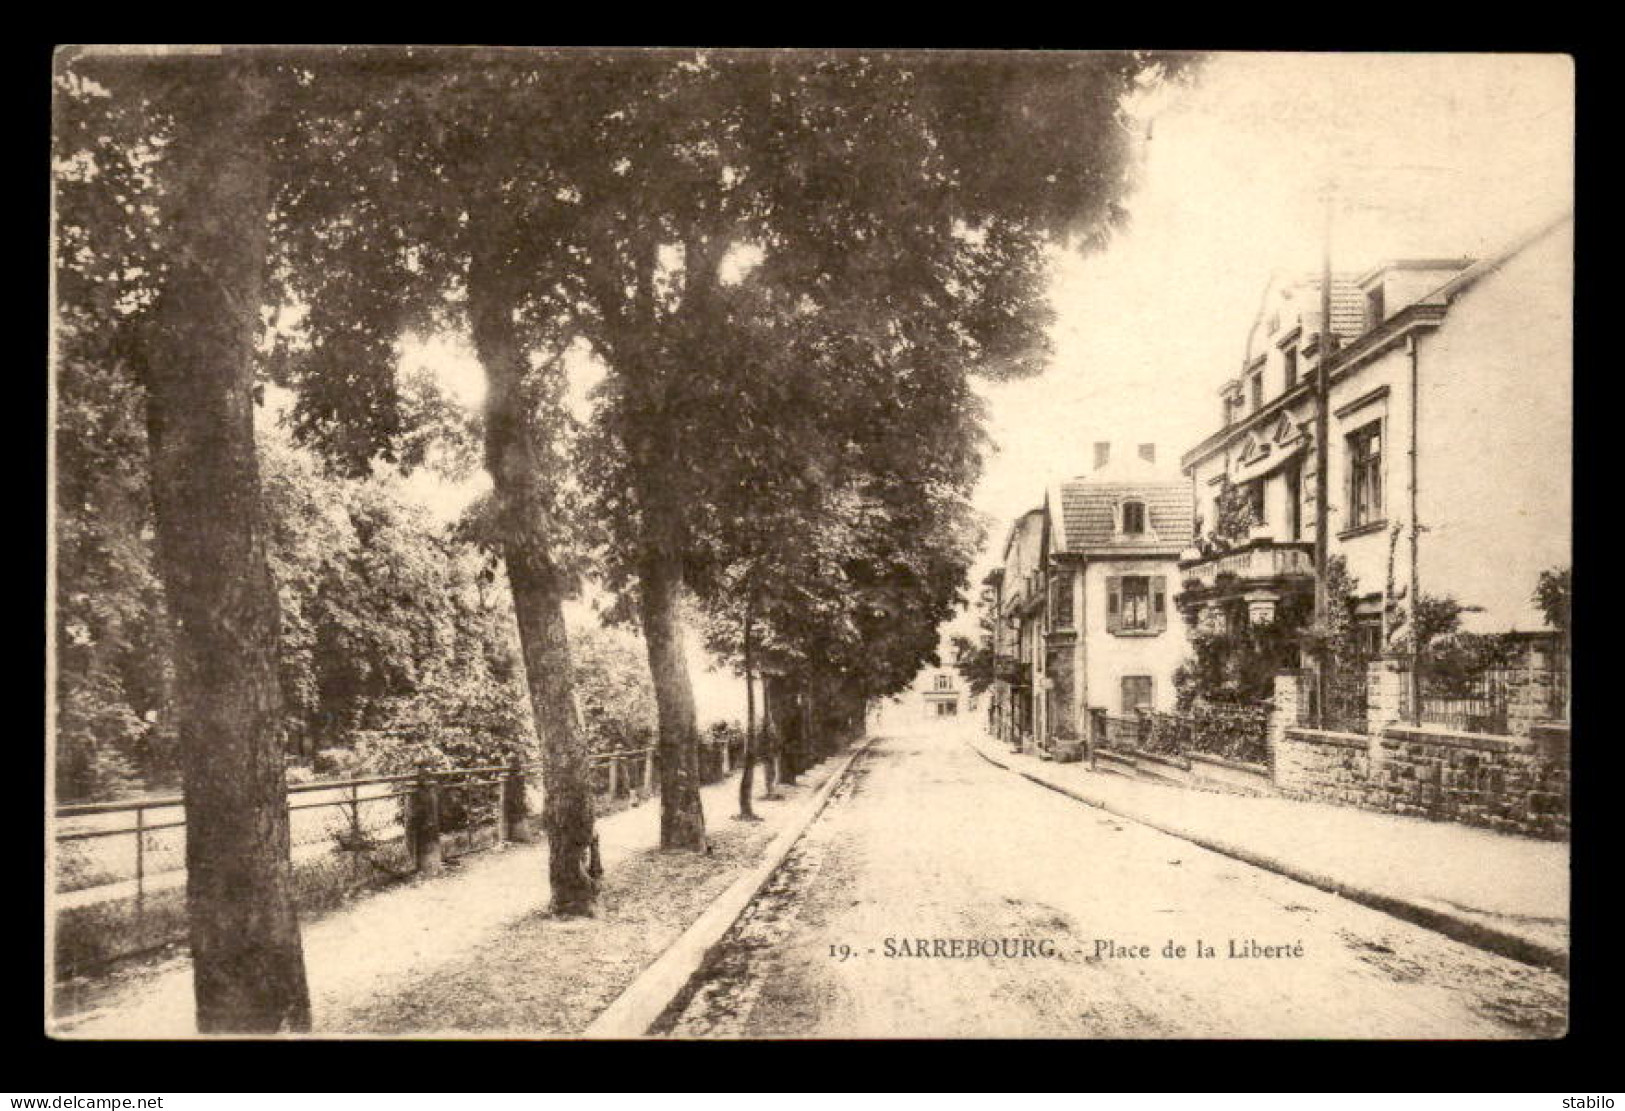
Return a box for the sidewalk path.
[54,758,843,1038]
[965,729,1568,970]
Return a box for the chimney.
[1094,442,1111,470]
[1138,443,1156,464]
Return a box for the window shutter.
[1106,576,1122,633]
[1151,576,1167,632]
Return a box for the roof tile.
[1056,479,1194,553]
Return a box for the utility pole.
[1407,333,1422,724]
[1313,182,1336,725]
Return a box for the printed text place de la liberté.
[826,938,1307,961]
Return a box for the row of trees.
[53,46,1192,1031]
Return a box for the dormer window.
[1121,500,1147,535]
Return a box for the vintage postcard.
[47,47,1572,1039]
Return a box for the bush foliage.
[55,407,657,801]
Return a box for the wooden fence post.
[494,774,510,844]
[134,805,146,911]
[607,754,620,799]
[408,766,443,876]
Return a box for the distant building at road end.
[917,666,966,723]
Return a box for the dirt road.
[663,726,1567,1038]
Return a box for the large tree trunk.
[142,61,311,1033]
[640,553,708,850]
[760,671,782,800]
[737,603,758,820]
[804,674,821,762]
[849,682,869,743]
[769,675,798,786]
[835,677,865,745]
[468,230,599,916]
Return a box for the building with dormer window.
[1046,443,1194,748]
[988,443,1194,759]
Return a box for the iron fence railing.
[53,730,771,984]
[1415,685,1507,734]
[1404,662,1569,735]
[53,748,662,906]
[1318,656,1370,734]
[1411,662,1510,734]
[54,771,422,903]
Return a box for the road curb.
[966,737,1569,976]
[582,736,876,1038]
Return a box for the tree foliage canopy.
[54,45,1198,785]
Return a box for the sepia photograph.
[46,46,1573,1040]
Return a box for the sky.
[375,51,1574,685]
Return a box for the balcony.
[1180,539,1314,589]
[1175,539,1314,627]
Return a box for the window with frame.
[1284,460,1302,540]
[1050,571,1074,629]
[1348,422,1383,527]
[1120,500,1147,536]
[1283,346,1298,391]
[1249,370,1264,412]
[1107,574,1168,635]
[1353,617,1382,659]
[1245,478,1266,527]
[1122,675,1154,714]
[934,674,952,691]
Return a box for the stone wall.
[1367,656,1408,735]
[1372,726,1569,838]
[1266,669,1308,767]
[1272,723,1569,840]
[1272,727,1372,808]
[1269,664,1570,839]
